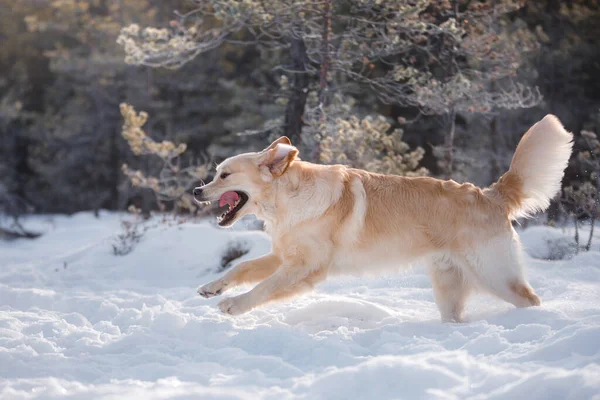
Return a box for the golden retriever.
[194,115,573,322]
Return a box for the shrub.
[120,103,210,214]
[319,114,428,176]
[561,125,600,252]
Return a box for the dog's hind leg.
[217,266,328,315]
[197,253,281,298]
[428,257,472,323]
[464,232,541,308]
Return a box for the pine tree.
[118,0,540,177]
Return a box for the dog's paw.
[217,296,251,316]
[197,279,227,298]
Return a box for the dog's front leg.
[217,265,327,315]
[197,253,281,298]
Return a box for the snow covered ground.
[1,212,599,399]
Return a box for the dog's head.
[193,136,299,227]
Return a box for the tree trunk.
[490,115,501,180]
[284,36,309,145]
[14,126,31,203]
[444,108,457,179]
[587,177,599,251]
[574,214,579,254]
[311,0,332,162]
[586,217,595,252]
[108,114,120,210]
[318,0,331,109]
[490,80,501,181]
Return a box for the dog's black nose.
[193,187,203,198]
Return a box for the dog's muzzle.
[193,187,205,202]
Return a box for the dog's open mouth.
[217,191,248,226]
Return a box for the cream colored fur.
[195,115,573,322]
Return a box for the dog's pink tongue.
[219,191,240,208]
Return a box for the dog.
[194,115,573,322]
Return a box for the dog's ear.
[258,143,298,177]
[264,136,292,151]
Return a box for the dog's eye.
[220,172,231,180]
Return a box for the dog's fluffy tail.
[491,115,573,220]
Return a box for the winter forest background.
[2,2,600,398]
[1,0,599,244]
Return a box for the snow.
[1,212,599,399]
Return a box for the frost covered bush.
[0,184,39,240]
[561,125,600,252]
[117,22,208,68]
[120,103,210,214]
[219,240,251,272]
[298,93,428,176]
[519,226,578,261]
[112,219,144,256]
[112,211,194,256]
[320,115,428,176]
